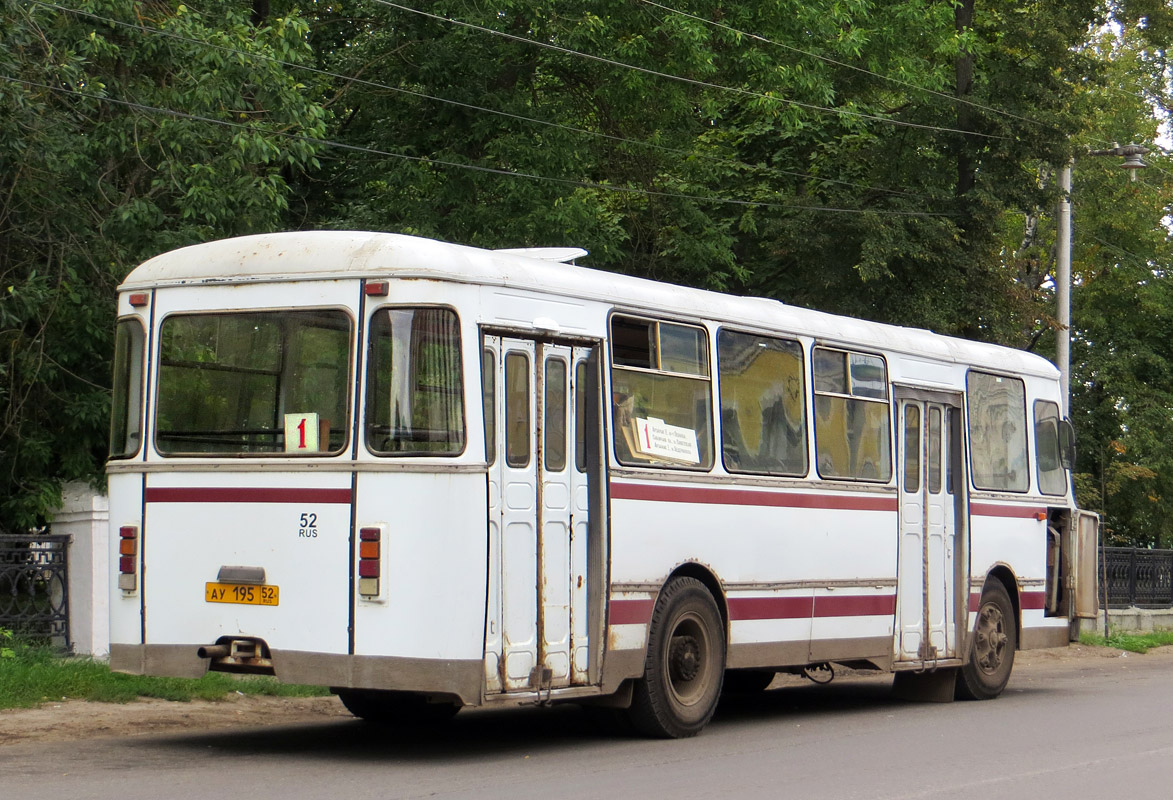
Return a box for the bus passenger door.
[895,394,960,664]
[484,335,597,693]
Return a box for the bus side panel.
[108,471,144,649]
[608,482,897,668]
[352,471,488,661]
[969,507,1068,648]
[141,471,353,655]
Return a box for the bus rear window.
[366,307,465,455]
[155,310,351,455]
[110,318,146,459]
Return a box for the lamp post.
[1055,142,1148,416]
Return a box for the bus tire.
[956,581,1016,700]
[335,689,459,726]
[628,576,725,738]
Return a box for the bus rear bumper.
[110,644,483,705]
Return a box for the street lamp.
[1055,142,1149,415]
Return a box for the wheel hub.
[976,603,1007,672]
[669,634,701,682]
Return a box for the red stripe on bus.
[728,596,814,620]
[728,594,896,620]
[814,594,897,617]
[145,487,353,504]
[970,503,1046,519]
[968,590,1047,612]
[610,482,898,512]
[609,598,655,625]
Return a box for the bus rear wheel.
[628,576,725,738]
[956,581,1016,700]
[335,689,460,726]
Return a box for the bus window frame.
[965,369,1030,494]
[364,303,468,459]
[1033,398,1068,497]
[810,345,893,484]
[152,306,356,458]
[716,326,809,478]
[607,311,714,472]
[110,315,148,460]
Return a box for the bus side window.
[1034,399,1067,496]
[110,318,146,458]
[366,307,465,456]
[609,315,713,470]
[505,352,530,468]
[717,329,807,476]
[574,361,587,473]
[812,348,892,482]
[966,371,1028,492]
[482,349,495,464]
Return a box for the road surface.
[2,646,1171,799]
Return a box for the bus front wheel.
[628,576,725,738]
[956,581,1016,700]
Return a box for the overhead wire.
[0,74,957,217]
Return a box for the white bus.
[108,231,1098,737]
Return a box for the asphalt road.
[4,649,1172,800]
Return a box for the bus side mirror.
[1059,418,1077,470]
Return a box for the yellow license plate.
[205,582,279,606]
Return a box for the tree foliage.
[0,0,325,527]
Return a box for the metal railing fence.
[0,533,71,650]
[1102,546,1173,609]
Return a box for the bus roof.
[121,231,1059,379]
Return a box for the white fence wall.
[51,482,109,657]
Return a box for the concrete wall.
[51,483,109,657]
[1081,608,1173,635]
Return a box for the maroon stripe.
[814,594,897,618]
[611,482,897,512]
[970,503,1045,519]
[145,487,353,504]
[969,590,1047,612]
[609,598,655,625]
[728,596,813,621]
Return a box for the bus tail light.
[358,527,381,598]
[118,526,138,592]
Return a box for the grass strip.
[1079,629,1173,654]
[0,643,329,710]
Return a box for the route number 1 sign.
[284,412,320,453]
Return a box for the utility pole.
[1054,143,1149,417]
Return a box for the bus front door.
[895,394,962,665]
[484,335,597,693]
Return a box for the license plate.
[205,582,280,606]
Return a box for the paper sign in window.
[285,412,320,452]
[633,417,701,464]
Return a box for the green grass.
[0,638,330,710]
[1079,629,1173,654]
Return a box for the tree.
[0,0,326,529]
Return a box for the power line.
[1,74,956,217]
[37,1,933,201]
[638,0,1052,132]
[371,0,1005,140]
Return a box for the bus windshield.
[155,310,351,455]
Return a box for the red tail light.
[118,526,138,592]
[358,527,381,597]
